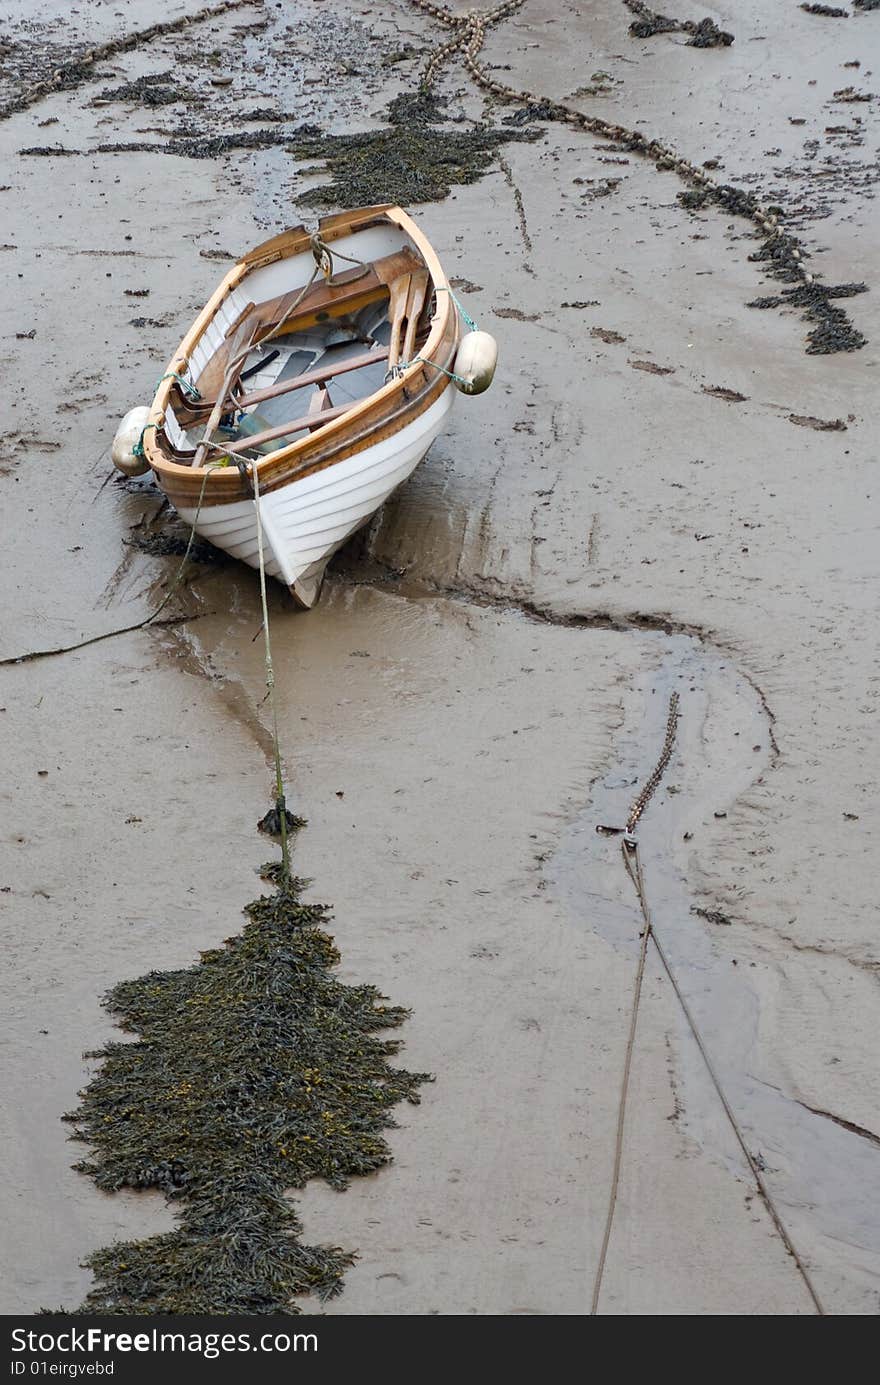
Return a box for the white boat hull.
[178,388,454,605]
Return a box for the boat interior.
[163,230,437,467]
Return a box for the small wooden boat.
[116,205,496,607]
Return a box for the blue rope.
[410,354,469,387]
[132,422,158,458]
[436,284,478,332]
[156,370,201,400]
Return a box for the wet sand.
[1,0,879,1315]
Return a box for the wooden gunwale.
[145,206,458,509]
[156,316,458,509]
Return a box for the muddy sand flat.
[1,0,878,1315]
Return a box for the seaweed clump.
[676,182,868,353]
[126,531,229,565]
[286,90,542,208]
[23,91,542,209]
[686,17,735,46]
[624,3,734,45]
[747,279,867,355]
[64,861,430,1314]
[95,72,193,107]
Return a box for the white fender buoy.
[451,330,498,396]
[111,406,152,477]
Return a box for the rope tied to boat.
[435,283,478,332]
[201,440,260,467]
[387,282,481,384]
[309,231,367,282]
[1,460,225,668]
[131,421,158,458]
[155,370,201,401]
[389,354,470,388]
[249,461,293,881]
[419,355,468,381]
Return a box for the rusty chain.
[405,0,824,302]
[626,690,680,833]
[0,0,265,121]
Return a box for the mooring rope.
[589,840,653,1315]
[0,463,222,667]
[647,921,826,1315]
[590,692,679,1314]
[394,354,469,388]
[590,691,826,1315]
[435,283,478,332]
[249,463,292,880]
[155,370,201,401]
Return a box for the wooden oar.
[386,273,412,375]
[401,269,430,368]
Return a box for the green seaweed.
[25,91,542,209]
[64,850,430,1314]
[286,91,543,209]
[125,531,229,565]
[96,72,196,107]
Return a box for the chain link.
[626,691,680,833]
[406,1,817,295]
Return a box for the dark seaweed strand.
[0,0,264,121]
[623,3,734,46]
[95,72,197,107]
[408,0,868,354]
[20,91,543,210]
[289,90,542,208]
[63,855,430,1314]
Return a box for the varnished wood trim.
[146,207,459,507]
